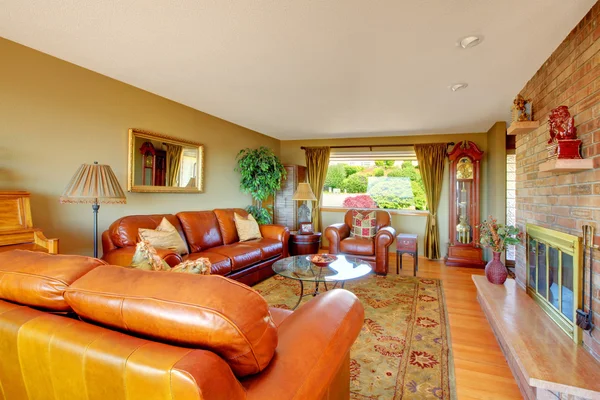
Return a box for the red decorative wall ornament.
[547,105,582,159]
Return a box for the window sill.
[320,207,429,217]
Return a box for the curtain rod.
[300,142,455,150]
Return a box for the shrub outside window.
[322,159,428,211]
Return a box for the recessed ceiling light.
[450,83,468,92]
[459,35,482,49]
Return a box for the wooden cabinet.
[274,165,306,231]
[0,191,58,254]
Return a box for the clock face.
[456,157,473,180]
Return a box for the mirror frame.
[127,128,204,193]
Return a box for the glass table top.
[272,255,372,282]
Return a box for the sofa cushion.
[0,250,105,311]
[64,265,278,377]
[340,237,375,256]
[185,251,232,275]
[177,211,223,252]
[214,208,248,245]
[109,214,184,248]
[243,238,283,259]
[210,244,263,272]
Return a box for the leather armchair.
[325,210,395,275]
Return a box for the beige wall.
[485,121,508,260]
[280,132,500,259]
[0,38,280,255]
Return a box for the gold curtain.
[415,143,447,259]
[166,144,183,187]
[304,147,330,233]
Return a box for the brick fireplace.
[515,2,600,360]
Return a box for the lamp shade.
[60,162,126,204]
[292,183,317,201]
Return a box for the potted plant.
[479,216,523,284]
[235,146,286,224]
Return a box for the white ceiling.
[0,0,595,139]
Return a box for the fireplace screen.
[526,224,582,343]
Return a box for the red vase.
[485,251,508,284]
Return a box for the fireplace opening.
[526,224,583,343]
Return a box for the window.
[506,153,516,261]
[322,152,427,211]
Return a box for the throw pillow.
[131,240,171,271]
[138,218,189,255]
[233,213,262,242]
[131,241,212,275]
[350,210,377,239]
[171,258,212,275]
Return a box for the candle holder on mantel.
[539,105,593,172]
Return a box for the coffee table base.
[292,280,345,310]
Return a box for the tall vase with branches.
[479,216,523,284]
[235,147,286,224]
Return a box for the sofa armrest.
[375,226,395,248]
[259,224,290,257]
[172,349,246,399]
[241,289,364,400]
[373,226,396,275]
[102,247,183,267]
[324,223,350,254]
[101,230,117,253]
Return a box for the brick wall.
[515,2,600,360]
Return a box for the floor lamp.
[60,162,126,258]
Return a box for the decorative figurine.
[512,94,533,122]
[547,105,582,159]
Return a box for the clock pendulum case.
[445,141,486,267]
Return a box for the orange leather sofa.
[0,250,364,400]
[102,208,290,286]
[325,210,395,275]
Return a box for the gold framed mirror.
[127,128,204,193]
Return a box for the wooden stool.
[396,234,418,276]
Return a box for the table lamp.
[60,162,126,258]
[292,183,317,233]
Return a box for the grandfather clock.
[445,141,485,267]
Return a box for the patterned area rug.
[254,273,456,400]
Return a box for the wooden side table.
[289,231,322,255]
[396,233,418,276]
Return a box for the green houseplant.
[235,146,286,224]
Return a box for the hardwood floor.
[391,254,522,400]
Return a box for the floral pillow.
[350,210,377,239]
[131,241,211,275]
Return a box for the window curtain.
[304,147,330,233]
[415,143,447,259]
[166,144,183,187]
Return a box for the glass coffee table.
[272,254,372,309]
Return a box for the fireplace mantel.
[474,276,600,399]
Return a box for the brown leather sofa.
[0,250,364,400]
[102,208,290,286]
[325,210,395,275]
